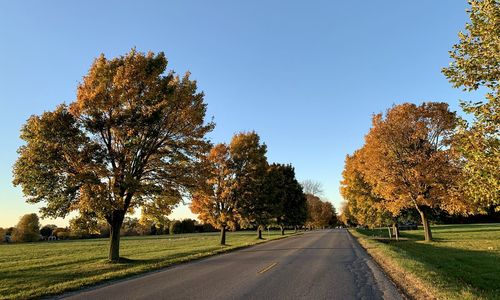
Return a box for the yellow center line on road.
[257,262,278,274]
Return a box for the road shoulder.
[346,230,403,300]
[349,229,436,300]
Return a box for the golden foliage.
[340,149,392,227]
[12,49,214,260]
[190,144,240,230]
[360,103,468,216]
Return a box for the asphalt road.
[62,229,402,300]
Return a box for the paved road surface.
[62,229,402,300]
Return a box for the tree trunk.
[280,225,285,235]
[387,226,392,239]
[393,223,400,241]
[220,226,226,245]
[294,225,298,233]
[257,226,263,239]
[418,208,432,242]
[108,210,125,262]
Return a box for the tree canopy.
[266,163,307,234]
[346,102,470,241]
[12,213,40,242]
[340,150,392,228]
[442,0,499,207]
[305,195,336,229]
[12,49,214,261]
[190,143,240,245]
[230,132,270,239]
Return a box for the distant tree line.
[1,183,337,244]
[0,212,217,243]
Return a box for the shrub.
[0,228,5,242]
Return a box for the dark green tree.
[169,220,182,235]
[266,163,307,235]
[40,224,57,238]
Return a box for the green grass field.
[0,230,293,299]
[352,224,500,300]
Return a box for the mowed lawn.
[0,231,293,299]
[353,224,500,300]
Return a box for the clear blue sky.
[0,1,479,227]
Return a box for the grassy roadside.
[350,224,500,300]
[0,230,296,299]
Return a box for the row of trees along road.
[340,0,499,241]
[11,50,316,262]
[190,132,308,245]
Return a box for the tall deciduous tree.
[442,0,499,207]
[230,132,269,239]
[266,163,307,235]
[13,50,214,261]
[12,213,40,242]
[361,102,469,241]
[190,143,240,245]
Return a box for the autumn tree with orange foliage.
[359,102,469,241]
[190,144,239,245]
[13,50,214,261]
[340,149,393,229]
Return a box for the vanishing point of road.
[62,229,402,300]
